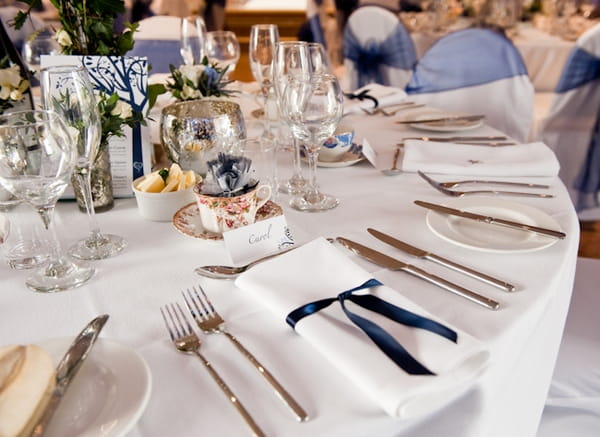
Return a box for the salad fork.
[160,302,266,437]
[418,171,554,198]
[182,285,309,422]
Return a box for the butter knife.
[396,115,485,124]
[336,237,500,310]
[31,314,109,437]
[367,228,516,292]
[414,200,566,239]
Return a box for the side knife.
[396,114,485,124]
[367,228,516,292]
[414,200,566,239]
[31,314,109,437]
[336,237,499,310]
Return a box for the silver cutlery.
[182,285,309,422]
[396,114,486,124]
[361,103,425,116]
[32,315,109,437]
[161,303,266,437]
[367,228,516,292]
[401,136,508,142]
[418,171,554,198]
[381,146,402,176]
[414,200,567,239]
[336,237,500,310]
[420,173,550,189]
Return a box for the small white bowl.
[132,176,196,222]
[320,124,355,162]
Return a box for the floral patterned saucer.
[172,201,283,240]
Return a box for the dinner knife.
[367,228,516,292]
[400,136,508,142]
[414,200,566,239]
[396,115,485,124]
[336,237,500,310]
[31,314,109,437]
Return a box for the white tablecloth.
[0,90,580,437]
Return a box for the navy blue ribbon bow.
[344,89,379,108]
[286,279,457,375]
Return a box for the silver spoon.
[381,146,402,176]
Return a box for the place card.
[223,215,295,266]
[361,139,378,167]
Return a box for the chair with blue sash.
[539,23,600,212]
[405,27,534,143]
[343,5,417,91]
[129,15,184,74]
[305,0,328,47]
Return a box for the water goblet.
[21,31,60,80]
[205,31,240,78]
[273,41,311,195]
[282,73,343,212]
[307,42,331,74]
[249,24,279,138]
[40,65,127,260]
[180,15,207,65]
[0,110,95,292]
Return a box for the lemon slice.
[166,163,183,185]
[178,170,196,190]
[136,173,165,193]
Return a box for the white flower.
[179,64,204,83]
[0,86,10,100]
[55,29,72,47]
[181,84,201,100]
[110,100,133,119]
[0,65,22,89]
[9,89,23,101]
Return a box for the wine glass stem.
[261,87,272,138]
[290,137,305,188]
[75,167,102,243]
[304,145,322,204]
[36,204,62,264]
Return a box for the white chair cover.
[306,0,327,47]
[343,5,416,90]
[536,257,600,437]
[129,16,183,73]
[406,28,534,143]
[539,24,600,211]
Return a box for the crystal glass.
[205,31,240,78]
[0,110,95,292]
[249,24,279,138]
[21,32,60,80]
[273,41,311,195]
[307,42,331,74]
[180,15,207,65]
[282,73,343,212]
[40,65,127,260]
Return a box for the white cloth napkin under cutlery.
[344,83,409,115]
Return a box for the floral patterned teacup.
[193,183,272,234]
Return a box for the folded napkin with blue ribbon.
[402,140,560,176]
[344,83,408,115]
[235,237,489,419]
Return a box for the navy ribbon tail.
[344,89,379,108]
[286,278,458,375]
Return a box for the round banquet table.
[0,88,580,437]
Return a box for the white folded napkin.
[235,238,489,419]
[344,83,408,115]
[402,140,560,176]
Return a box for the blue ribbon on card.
[286,278,457,375]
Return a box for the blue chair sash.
[406,28,528,94]
[555,47,600,93]
[343,22,416,88]
[129,39,183,74]
[575,114,600,210]
[286,278,458,375]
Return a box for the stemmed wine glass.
[180,15,207,65]
[282,73,343,212]
[273,41,311,195]
[40,65,127,260]
[0,110,95,292]
[205,31,240,79]
[307,42,331,74]
[249,24,279,138]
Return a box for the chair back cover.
[343,5,416,90]
[130,16,184,74]
[406,28,534,142]
[540,23,600,210]
[306,0,327,47]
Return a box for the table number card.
[223,215,295,266]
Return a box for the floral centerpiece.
[166,57,237,102]
[0,56,30,114]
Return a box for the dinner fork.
[361,103,424,116]
[182,285,309,422]
[418,171,554,198]
[160,302,266,437]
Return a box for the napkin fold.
[402,140,560,176]
[344,83,408,115]
[235,238,489,419]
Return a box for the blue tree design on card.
[81,56,149,180]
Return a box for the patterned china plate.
[172,201,283,240]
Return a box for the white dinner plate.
[426,198,562,253]
[407,112,483,132]
[37,338,152,437]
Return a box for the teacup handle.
[255,184,272,210]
